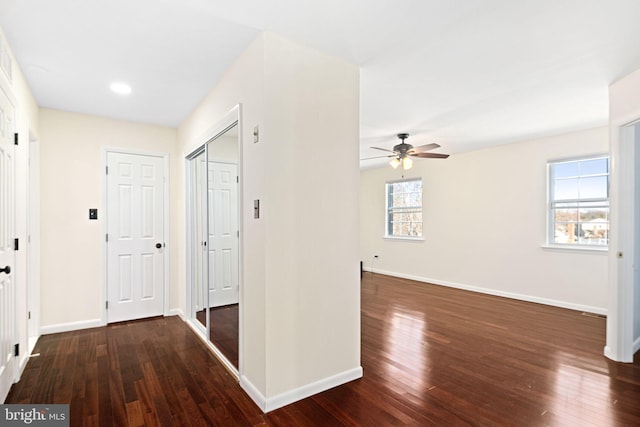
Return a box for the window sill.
[541,244,608,254]
[384,236,424,242]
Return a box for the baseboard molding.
[634,336,640,354]
[40,318,105,335]
[168,308,185,320]
[239,376,266,412]
[365,267,607,316]
[241,366,363,413]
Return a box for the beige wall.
[39,109,178,328]
[178,32,361,408]
[361,127,609,313]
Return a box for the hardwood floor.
[6,272,640,426]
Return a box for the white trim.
[606,118,637,362]
[383,236,424,242]
[101,147,170,325]
[364,267,608,316]
[40,319,105,335]
[240,367,364,413]
[239,376,266,412]
[540,244,608,254]
[168,308,184,319]
[263,367,363,413]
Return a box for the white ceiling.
[2,0,640,167]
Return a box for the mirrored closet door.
[188,122,240,371]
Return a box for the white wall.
[38,109,178,329]
[178,32,361,410]
[361,127,609,313]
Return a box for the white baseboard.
[241,366,363,413]
[365,267,607,316]
[239,376,266,412]
[40,318,105,335]
[634,336,640,354]
[168,308,185,320]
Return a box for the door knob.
[155,243,163,249]
[0,266,10,274]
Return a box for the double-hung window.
[386,179,423,238]
[548,156,609,247]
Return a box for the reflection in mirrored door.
[188,122,240,371]
[206,125,239,368]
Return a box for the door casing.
[101,147,170,325]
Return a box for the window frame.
[385,178,424,240]
[547,154,609,250]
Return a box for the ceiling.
[2,0,640,167]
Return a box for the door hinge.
[14,343,19,357]
[106,233,109,242]
[28,311,31,320]
[106,165,108,175]
[14,133,18,146]
[106,301,109,309]
[237,176,239,183]
[14,238,19,251]
[237,230,240,238]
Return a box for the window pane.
[579,158,608,176]
[579,176,608,199]
[386,179,422,237]
[579,208,608,222]
[554,162,578,179]
[554,178,578,200]
[554,222,578,244]
[554,208,578,223]
[548,156,609,247]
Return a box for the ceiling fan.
[367,133,449,170]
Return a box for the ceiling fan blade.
[370,146,396,153]
[409,143,440,153]
[410,152,450,159]
[360,154,395,160]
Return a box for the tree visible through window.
[548,156,609,246]
[386,179,423,238]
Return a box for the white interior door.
[0,82,16,402]
[107,152,165,323]
[208,161,239,307]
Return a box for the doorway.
[187,115,241,373]
[105,150,168,323]
[607,120,640,362]
[0,75,17,402]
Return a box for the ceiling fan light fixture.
[402,156,413,170]
[390,157,401,169]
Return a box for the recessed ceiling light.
[110,82,132,95]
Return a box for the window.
[386,179,423,238]
[548,156,609,247]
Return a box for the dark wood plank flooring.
[6,272,640,426]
